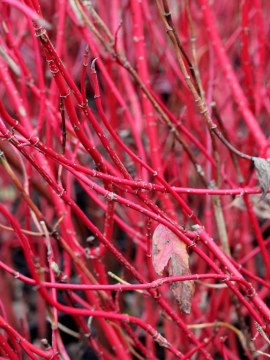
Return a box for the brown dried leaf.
[253,157,270,199]
[231,194,270,219]
[152,224,194,314]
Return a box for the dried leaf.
[253,157,270,199]
[231,194,270,219]
[152,224,194,314]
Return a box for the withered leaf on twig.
[253,157,270,199]
[231,194,270,219]
[152,224,194,314]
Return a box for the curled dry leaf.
[152,224,194,314]
[231,194,270,219]
[253,157,270,199]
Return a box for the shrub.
[0,1,270,359]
